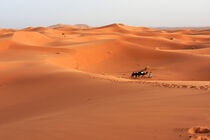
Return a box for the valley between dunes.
[0,24,210,140]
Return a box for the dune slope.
[0,24,210,140]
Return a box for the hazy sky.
[0,0,210,28]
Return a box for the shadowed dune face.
[189,127,210,134]
[188,127,210,140]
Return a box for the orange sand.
[0,24,210,140]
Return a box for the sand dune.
[0,24,210,140]
[12,31,52,46]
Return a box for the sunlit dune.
[0,24,210,140]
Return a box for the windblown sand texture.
[0,24,210,140]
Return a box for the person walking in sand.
[62,33,65,38]
[149,71,152,78]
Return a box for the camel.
[131,71,148,78]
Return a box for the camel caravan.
[131,66,152,79]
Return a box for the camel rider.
[145,66,150,71]
[140,66,150,73]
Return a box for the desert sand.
[0,24,210,140]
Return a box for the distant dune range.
[0,24,210,140]
[1,23,210,80]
